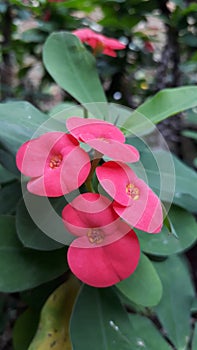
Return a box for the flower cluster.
[16,117,163,287]
[72,28,126,57]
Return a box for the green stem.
[85,151,102,193]
[83,106,88,118]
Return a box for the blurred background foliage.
[0,0,197,162]
[0,1,197,349]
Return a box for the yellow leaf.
[28,275,80,350]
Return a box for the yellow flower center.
[97,137,109,143]
[126,183,140,200]
[87,228,104,244]
[49,154,63,169]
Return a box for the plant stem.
[85,151,102,192]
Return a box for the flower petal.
[72,28,126,57]
[27,146,90,197]
[66,117,139,161]
[113,191,163,233]
[96,161,137,206]
[62,193,119,235]
[102,37,126,50]
[97,161,163,233]
[66,117,125,143]
[16,132,78,177]
[86,139,139,162]
[72,28,95,41]
[67,230,140,287]
[103,48,117,57]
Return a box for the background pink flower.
[62,193,140,287]
[66,117,139,162]
[144,41,155,53]
[96,161,163,233]
[16,132,90,197]
[73,28,126,57]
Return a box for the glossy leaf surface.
[70,285,138,350]
[116,253,162,307]
[153,256,195,350]
[0,216,68,292]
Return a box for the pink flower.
[62,193,140,287]
[66,117,139,163]
[72,28,126,57]
[96,161,163,233]
[16,132,90,197]
[144,41,154,53]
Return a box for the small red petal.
[97,161,163,233]
[27,146,90,197]
[96,161,137,206]
[103,48,117,57]
[86,139,139,162]
[66,116,125,143]
[113,192,163,233]
[16,132,77,177]
[72,28,125,57]
[62,193,119,235]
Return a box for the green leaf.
[136,205,197,256]
[192,323,197,350]
[131,150,197,209]
[16,197,63,251]
[0,182,22,214]
[0,148,20,175]
[70,285,138,350]
[48,102,77,116]
[182,130,197,140]
[0,215,68,292]
[0,101,48,154]
[137,86,197,124]
[180,33,197,48]
[191,298,197,313]
[0,164,16,184]
[170,0,184,8]
[182,2,197,14]
[100,13,140,29]
[172,193,197,213]
[21,29,45,43]
[13,308,40,350]
[55,0,96,11]
[128,314,173,350]
[153,255,195,350]
[43,32,107,113]
[48,102,86,122]
[116,253,162,307]
[21,279,64,311]
[15,191,74,246]
[122,87,197,133]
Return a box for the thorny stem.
[85,150,102,192]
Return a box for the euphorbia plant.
[16,115,162,288]
[0,28,197,350]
